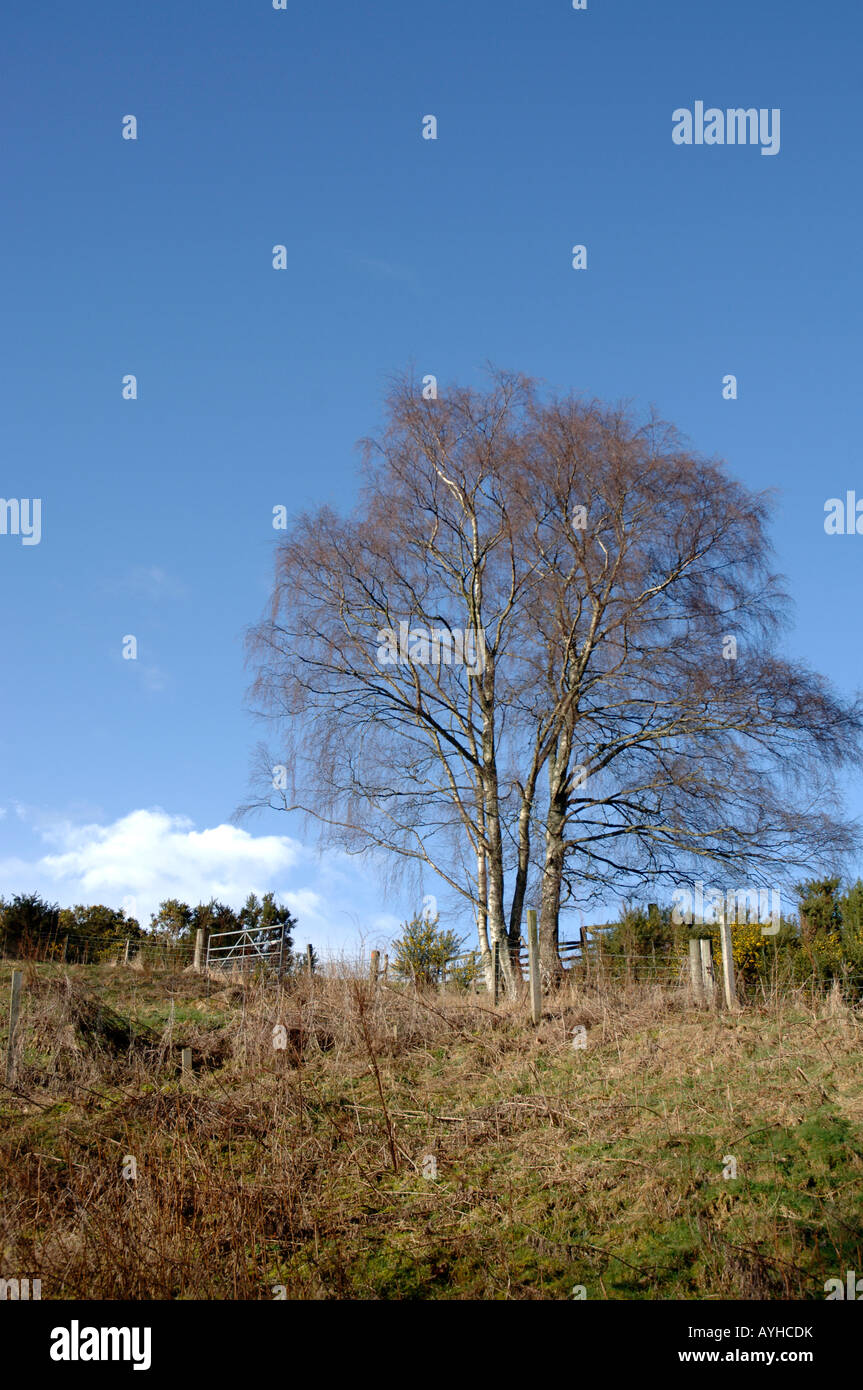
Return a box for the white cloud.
[279,887,325,922]
[1,808,303,930]
[0,807,462,953]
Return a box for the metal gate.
[205,923,288,976]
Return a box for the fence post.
[276,927,285,981]
[193,929,203,972]
[579,926,589,981]
[5,969,22,1086]
[527,909,541,1025]
[718,916,737,1009]
[181,1047,192,1082]
[688,938,702,1001]
[382,953,389,981]
[491,941,500,1006]
[306,943,314,976]
[370,949,380,987]
[698,938,715,1004]
[60,935,68,963]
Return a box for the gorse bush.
[790,878,863,990]
[390,913,468,989]
[614,877,863,997]
[605,904,676,966]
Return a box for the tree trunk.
[508,771,539,980]
[539,736,570,980]
[539,791,566,981]
[476,807,493,988]
[480,697,519,993]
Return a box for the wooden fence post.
[369,950,380,986]
[306,943,314,976]
[181,1047,192,1082]
[527,909,541,1025]
[193,929,203,972]
[382,953,388,981]
[688,938,702,1001]
[491,941,500,1006]
[5,969,22,1086]
[579,926,589,981]
[699,938,715,1004]
[718,916,737,1009]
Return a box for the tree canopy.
[245,369,863,988]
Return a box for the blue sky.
[1,0,861,950]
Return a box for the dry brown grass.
[1,960,861,1299]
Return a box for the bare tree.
[243,370,863,990]
[512,395,863,971]
[243,371,550,989]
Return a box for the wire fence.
[439,927,684,994]
[4,924,858,1005]
[0,928,196,969]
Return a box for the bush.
[603,903,676,978]
[390,913,468,989]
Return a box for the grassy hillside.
[1,960,861,1299]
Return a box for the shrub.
[390,913,468,989]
